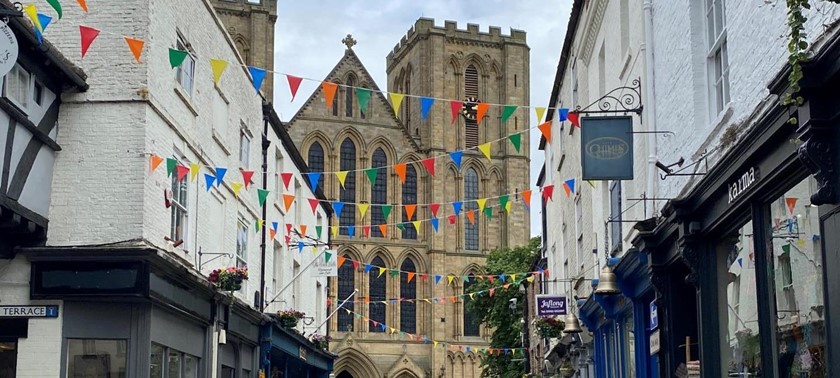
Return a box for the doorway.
[336,371,354,378]
[0,339,17,378]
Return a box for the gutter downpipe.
[643,0,658,218]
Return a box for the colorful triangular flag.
[450,151,463,169]
[335,171,349,189]
[356,87,371,115]
[476,103,490,122]
[306,172,321,191]
[404,204,416,220]
[421,158,436,176]
[169,48,189,69]
[394,163,407,183]
[79,25,100,58]
[150,155,164,172]
[125,37,144,62]
[420,97,434,120]
[286,75,303,101]
[322,82,338,110]
[509,133,522,153]
[365,168,378,186]
[283,193,295,211]
[535,107,546,123]
[389,93,405,117]
[450,101,463,124]
[248,66,267,93]
[478,143,491,160]
[210,58,228,85]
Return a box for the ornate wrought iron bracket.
[0,3,23,22]
[574,78,644,115]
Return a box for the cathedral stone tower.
[210,0,277,101]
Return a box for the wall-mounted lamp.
[655,157,685,175]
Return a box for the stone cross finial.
[342,34,357,49]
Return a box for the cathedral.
[210,2,530,375]
[284,19,530,378]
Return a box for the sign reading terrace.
[535,295,567,316]
[0,305,59,318]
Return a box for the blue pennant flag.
[271,221,279,231]
[34,13,53,44]
[204,174,215,191]
[420,97,435,119]
[380,323,386,332]
[430,218,439,232]
[558,108,569,121]
[499,274,506,282]
[215,168,227,187]
[565,178,576,195]
[422,337,430,344]
[332,202,344,216]
[435,275,442,284]
[365,264,373,273]
[306,172,321,190]
[297,241,304,253]
[453,202,462,215]
[248,66,267,93]
[347,225,355,238]
[466,347,471,352]
[449,151,463,169]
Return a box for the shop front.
[260,318,335,378]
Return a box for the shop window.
[221,366,234,378]
[150,343,199,378]
[0,339,17,377]
[67,339,127,378]
[768,177,825,376]
[624,312,636,377]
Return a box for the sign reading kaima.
[581,116,634,180]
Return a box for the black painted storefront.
[632,32,840,378]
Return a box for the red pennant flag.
[430,203,440,217]
[176,165,189,182]
[285,223,293,235]
[407,272,415,283]
[542,185,555,201]
[241,170,254,189]
[489,288,495,297]
[543,269,550,279]
[450,101,463,124]
[522,190,533,207]
[487,275,495,283]
[286,75,303,101]
[308,198,320,214]
[337,256,346,268]
[322,82,338,110]
[79,25,100,58]
[378,224,387,237]
[466,210,475,224]
[404,204,417,220]
[352,260,360,270]
[568,112,580,128]
[420,273,428,281]
[124,37,144,63]
[476,103,490,123]
[281,173,293,190]
[394,163,407,183]
[448,214,457,224]
[421,158,436,176]
[284,235,291,245]
[785,197,798,214]
[538,121,552,143]
[150,155,164,172]
[362,225,371,238]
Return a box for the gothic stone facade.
[285,18,530,378]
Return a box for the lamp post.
[519,281,531,375]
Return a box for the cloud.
[273,1,573,236]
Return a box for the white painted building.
[1,0,334,377]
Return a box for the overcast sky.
[272,1,573,237]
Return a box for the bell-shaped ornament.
[563,311,583,334]
[595,265,620,295]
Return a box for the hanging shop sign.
[535,295,567,316]
[650,300,658,330]
[312,250,338,277]
[581,116,634,180]
[728,167,758,204]
[0,22,18,78]
[650,329,661,355]
[0,305,59,318]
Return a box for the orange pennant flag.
[394,163,407,183]
[378,224,387,237]
[405,204,416,220]
[407,272,415,283]
[538,121,552,142]
[322,82,338,110]
[150,155,164,172]
[337,256,346,268]
[125,37,144,63]
[522,190,532,207]
[283,194,295,212]
[299,225,308,236]
[269,228,276,240]
[476,103,490,123]
[76,0,88,12]
[466,210,475,224]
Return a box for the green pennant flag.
[381,204,392,220]
[356,87,372,115]
[166,158,177,177]
[501,105,518,122]
[463,275,470,282]
[782,244,791,254]
[390,269,399,277]
[47,0,62,19]
[254,220,261,233]
[499,194,509,209]
[396,223,406,231]
[316,225,323,239]
[257,189,270,207]
[169,48,189,68]
[365,168,378,186]
[484,207,493,219]
[354,313,361,319]
[508,133,522,152]
[325,251,333,263]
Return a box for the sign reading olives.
[581,116,635,180]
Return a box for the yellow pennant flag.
[189,163,201,182]
[505,201,512,213]
[24,5,42,34]
[389,93,405,117]
[526,276,535,283]
[390,327,396,334]
[412,220,421,232]
[210,59,229,86]
[423,299,431,304]
[535,107,546,123]
[447,275,455,285]
[331,226,339,238]
[469,293,475,300]
[231,182,243,197]
[257,220,264,231]
[336,171,348,189]
[511,274,517,282]
[378,267,386,277]
[476,198,487,213]
[358,203,369,217]
[478,143,492,160]
[434,341,438,348]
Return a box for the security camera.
[508,298,518,311]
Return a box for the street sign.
[535,295,567,316]
[0,305,59,318]
[650,300,658,330]
[650,329,661,355]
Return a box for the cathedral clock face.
[461,97,480,120]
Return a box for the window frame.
[239,128,251,169]
[175,33,196,97]
[400,259,417,333]
[3,63,31,113]
[402,165,418,239]
[339,139,357,235]
[464,168,480,251]
[150,342,200,378]
[368,256,387,332]
[307,142,325,190]
[463,273,480,336]
[336,254,355,331]
[170,162,189,248]
[704,0,730,117]
[371,148,388,237]
[236,218,248,269]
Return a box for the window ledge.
[710,102,734,131]
[174,86,198,117]
[212,128,232,156]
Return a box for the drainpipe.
[260,103,270,312]
[643,0,658,218]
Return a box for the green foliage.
[466,237,540,378]
[785,0,840,109]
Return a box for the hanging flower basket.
[310,334,331,351]
[208,267,248,291]
[558,359,576,377]
[277,309,305,329]
[535,317,565,339]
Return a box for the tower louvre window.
[465,64,479,149]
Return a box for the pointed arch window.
[403,70,411,126]
[400,259,417,333]
[464,168,480,251]
[307,142,324,190]
[371,148,388,237]
[465,64,479,149]
[463,273,480,336]
[346,76,356,117]
[337,254,354,331]
[402,165,417,239]
[369,256,386,332]
[360,84,368,120]
[332,83,340,116]
[339,139,356,235]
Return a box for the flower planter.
[559,367,576,377]
[279,317,299,329]
[209,267,248,292]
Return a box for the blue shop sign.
[650,300,658,330]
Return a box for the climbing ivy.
[785,0,840,111]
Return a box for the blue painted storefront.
[260,321,335,378]
[579,250,658,377]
